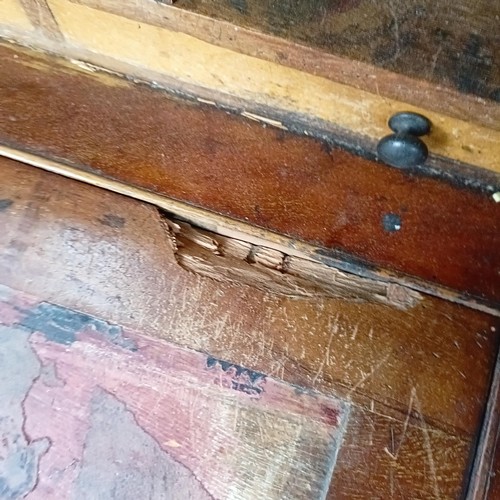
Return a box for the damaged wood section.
[166,217,421,309]
[0,42,499,311]
[0,158,499,498]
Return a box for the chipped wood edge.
[1,144,499,317]
[165,217,422,310]
[1,0,500,173]
[466,338,500,499]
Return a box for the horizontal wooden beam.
[1,0,500,172]
[0,43,499,312]
[75,0,500,131]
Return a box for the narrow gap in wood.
[466,336,500,499]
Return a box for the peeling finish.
[0,283,349,499]
[75,389,214,500]
[206,356,266,397]
[19,302,137,350]
[0,199,14,211]
[0,327,50,500]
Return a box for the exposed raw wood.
[18,0,62,39]
[73,0,500,131]
[1,2,500,172]
[167,218,422,309]
[329,404,472,499]
[1,43,499,310]
[0,0,33,29]
[174,0,500,104]
[1,156,498,498]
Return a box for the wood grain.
[0,157,498,498]
[0,0,33,30]
[69,0,500,131]
[1,43,499,308]
[467,349,500,499]
[0,287,349,499]
[167,218,422,310]
[18,0,63,39]
[174,0,500,104]
[1,2,500,173]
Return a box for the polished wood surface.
[2,3,500,173]
[0,157,498,498]
[1,43,499,308]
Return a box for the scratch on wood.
[384,387,442,498]
[347,351,391,398]
[163,217,421,309]
[413,388,442,499]
[19,0,63,40]
[312,314,339,385]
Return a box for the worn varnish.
[2,4,500,173]
[1,43,499,308]
[0,158,498,498]
[175,0,500,103]
[65,0,500,131]
[0,285,348,499]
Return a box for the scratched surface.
[0,158,498,498]
[0,284,348,499]
[1,45,500,306]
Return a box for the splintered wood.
[165,217,421,309]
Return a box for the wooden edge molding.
[2,144,499,318]
[0,0,500,173]
[466,342,500,499]
[75,0,500,132]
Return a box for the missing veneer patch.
[162,215,421,309]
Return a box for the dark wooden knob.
[377,112,432,169]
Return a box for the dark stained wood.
[174,0,500,103]
[0,157,499,498]
[1,43,499,308]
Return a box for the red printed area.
[0,284,349,500]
